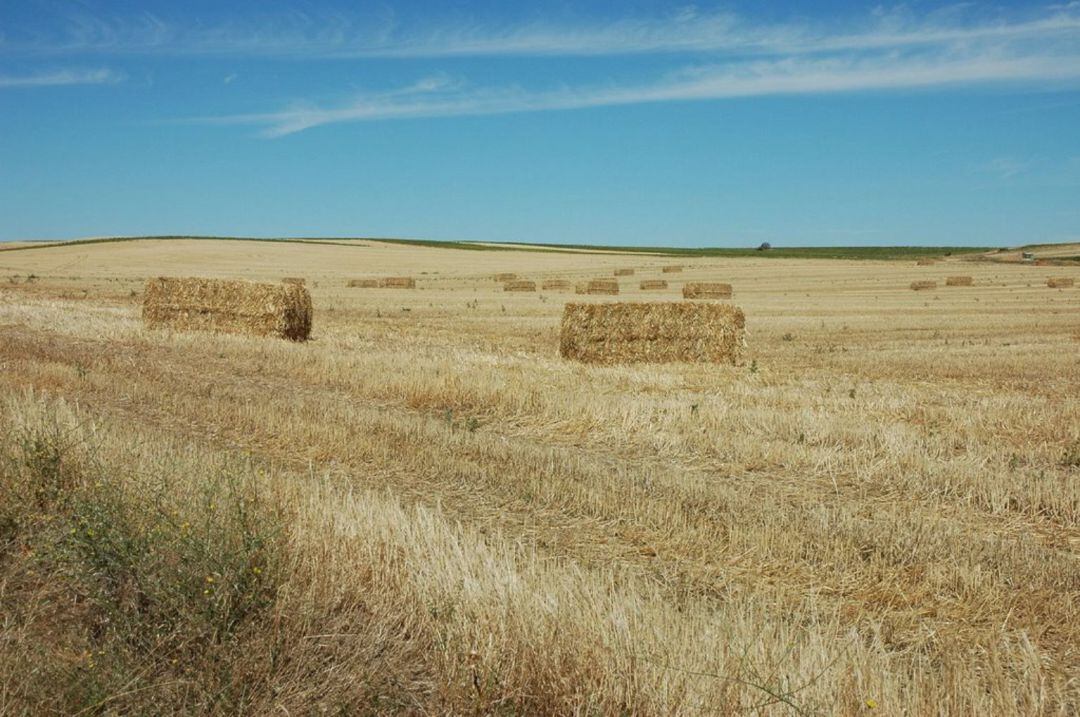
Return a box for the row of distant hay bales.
[910,276,1074,291]
[347,277,416,289]
[493,276,733,298]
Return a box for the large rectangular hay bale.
[640,279,668,290]
[494,273,518,282]
[662,266,683,273]
[683,282,732,299]
[378,277,416,289]
[542,279,571,291]
[504,280,536,292]
[143,277,312,341]
[560,302,745,364]
[910,280,937,291]
[586,279,620,295]
[347,279,380,288]
[614,268,635,276]
[945,276,973,286]
[1047,277,1075,288]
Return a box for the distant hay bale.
[614,268,635,276]
[378,277,416,289]
[910,280,937,291]
[504,280,537,292]
[542,279,571,291]
[584,279,620,295]
[945,276,973,286]
[494,273,518,282]
[683,282,732,299]
[639,279,668,290]
[916,258,936,266]
[560,302,745,365]
[281,277,306,286]
[1047,277,1075,288]
[347,279,379,288]
[662,266,683,273]
[143,277,311,342]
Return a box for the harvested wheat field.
[1,237,1079,715]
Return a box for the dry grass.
[683,282,732,299]
[0,237,1078,714]
[910,280,938,291]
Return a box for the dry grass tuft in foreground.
[560,301,745,364]
[142,276,312,341]
[910,280,938,291]
[946,276,974,286]
[683,282,733,299]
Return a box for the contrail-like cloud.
[204,47,1080,136]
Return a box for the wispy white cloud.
[0,68,122,88]
[980,157,1034,179]
[203,47,1080,136]
[5,5,1080,60]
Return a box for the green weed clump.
[0,408,280,713]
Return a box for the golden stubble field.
[1,238,1078,714]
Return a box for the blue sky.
[2,1,1079,246]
